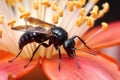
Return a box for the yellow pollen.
[76,17,85,26]
[7,19,16,28]
[85,17,95,27]
[52,14,59,24]
[20,11,30,19]
[0,28,2,38]
[41,0,51,7]
[101,22,108,31]
[73,1,82,8]
[0,15,4,24]
[18,5,25,13]
[51,1,58,11]
[90,0,99,4]
[90,5,99,18]
[80,8,86,16]
[58,7,63,17]
[33,0,39,10]
[102,2,109,13]
[6,0,16,7]
[67,1,74,12]
[97,3,109,18]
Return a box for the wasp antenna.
[74,48,96,56]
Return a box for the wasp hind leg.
[8,49,23,62]
[24,42,52,68]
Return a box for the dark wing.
[12,25,48,34]
[26,17,54,28]
[27,27,48,34]
[11,25,35,32]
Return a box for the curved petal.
[42,51,120,80]
[83,21,120,49]
[0,50,39,80]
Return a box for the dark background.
[95,0,120,25]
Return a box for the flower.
[0,0,120,80]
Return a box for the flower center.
[0,0,109,59]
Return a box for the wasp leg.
[55,46,61,71]
[72,50,80,68]
[8,49,22,62]
[24,44,41,68]
[24,42,52,68]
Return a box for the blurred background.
[96,0,120,63]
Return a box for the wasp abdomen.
[19,31,48,49]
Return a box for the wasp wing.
[11,25,34,32]
[28,27,48,34]
[12,25,49,34]
[26,17,54,28]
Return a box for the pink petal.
[0,50,39,80]
[83,21,120,49]
[42,51,120,80]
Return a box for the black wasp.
[9,17,95,70]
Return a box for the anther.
[51,1,58,11]
[90,5,99,18]
[52,14,59,24]
[6,0,16,6]
[58,7,63,17]
[7,19,16,28]
[89,0,99,4]
[101,22,108,31]
[20,11,30,19]
[73,1,82,8]
[85,17,95,27]
[33,0,39,10]
[80,8,86,16]
[76,17,85,27]
[67,1,74,12]
[18,5,25,13]
[41,0,51,7]
[102,2,109,13]
[0,15,4,24]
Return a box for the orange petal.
[42,51,120,80]
[0,50,39,80]
[83,21,120,49]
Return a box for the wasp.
[9,17,95,70]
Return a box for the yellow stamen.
[51,1,58,11]
[0,28,2,38]
[0,15,4,24]
[41,0,51,7]
[58,7,63,17]
[52,14,59,24]
[6,0,16,7]
[101,22,108,31]
[33,0,39,10]
[18,5,25,13]
[76,17,85,26]
[7,19,16,28]
[90,5,99,18]
[90,0,99,4]
[73,1,82,8]
[67,1,74,12]
[85,17,95,27]
[80,8,86,16]
[102,2,109,13]
[20,11,30,19]
[97,3,109,18]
